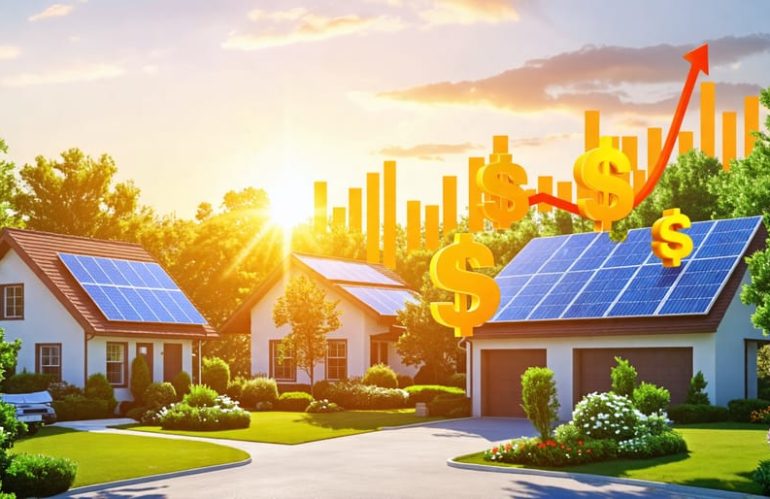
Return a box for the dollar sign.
[476,153,530,228]
[574,137,634,232]
[429,233,500,337]
[652,208,694,267]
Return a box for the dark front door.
[136,343,154,380]
[163,343,183,382]
[481,349,547,417]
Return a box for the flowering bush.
[617,431,687,458]
[158,395,250,431]
[750,406,770,424]
[306,399,343,413]
[483,436,617,466]
[572,392,639,441]
[634,411,671,437]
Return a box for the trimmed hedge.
[404,385,464,405]
[327,382,408,409]
[276,391,314,411]
[668,404,729,424]
[241,378,279,408]
[728,398,770,422]
[202,357,230,395]
[278,383,312,395]
[362,364,398,388]
[171,370,192,400]
[3,371,53,393]
[130,356,151,403]
[144,382,177,410]
[3,453,77,498]
[51,396,111,421]
[427,394,470,417]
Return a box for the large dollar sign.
[476,153,530,228]
[652,208,694,267]
[574,137,633,232]
[429,233,500,337]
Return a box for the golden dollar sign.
[574,137,633,232]
[476,153,530,228]
[429,233,500,337]
[652,208,694,267]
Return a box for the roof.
[475,216,767,339]
[221,253,418,334]
[0,228,215,339]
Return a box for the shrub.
[428,394,470,417]
[0,402,25,449]
[3,370,53,393]
[554,423,580,443]
[255,401,273,411]
[184,384,218,407]
[572,392,638,441]
[404,385,464,405]
[754,459,770,495]
[362,364,398,388]
[47,381,83,401]
[313,380,334,400]
[750,406,770,424]
[306,399,343,413]
[158,395,250,431]
[241,377,279,408]
[632,382,670,415]
[171,370,192,400]
[51,395,110,421]
[226,379,245,402]
[85,373,117,413]
[3,453,77,497]
[276,391,314,411]
[278,383,312,395]
[618,431,688,459]
[634,412,672,437]
[521,367,559,440]
[728,398,770,422]
[668,404,729,424]
[202,357,230,394]
[447,373,466,389]
[327,382,408,409]
[686,370,710,405]
[396,375,414,388]
[143,382,177,410]
[130,356,151,403]
[610,357,637,397]
[126,406,148,421]
[484,437,617,467]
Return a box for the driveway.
[64,418,751,499]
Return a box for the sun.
[267,185,310,231]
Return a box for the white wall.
[0,249,85,386]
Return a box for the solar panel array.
[492,216,762,322]
[59,253,207,325]
[339,285,418,316]
[295,254,402,286]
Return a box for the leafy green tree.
[0,139,22,229]
[272,275,341,388]
[610,356,637,397]
[521,367,559,440]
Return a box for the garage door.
[573,348,692,405]
[482,349,547,417]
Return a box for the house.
[222,253,419,385]
[0,228,215,402]
[469,216,767,421]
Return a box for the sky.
[0,0,768,225]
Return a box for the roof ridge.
[2,227,145,249]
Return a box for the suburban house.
[0,228,215,402]
[222,253,419,385]
[469,216,767,421]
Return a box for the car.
[1,391,57,434]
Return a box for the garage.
[573,347,693,405]
[481,349,547,417]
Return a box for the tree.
[610,356,637,397]
[521,367,559,440]
[130,355,151,403]
[272,275,341,389]
[0,139,22,229]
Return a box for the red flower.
[578,440,584,446]
[547,440,556,447]
[492,447,498,454]
[537,442,546,449]
[560,444,565,449]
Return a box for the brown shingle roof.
[0,228,215,339]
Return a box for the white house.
[468,216,767,420]
[0,228,215,402]
[222,253,419,385]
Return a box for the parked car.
[1,391,57,434]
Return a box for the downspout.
[84,332,96,386]
[197,339,202,384]
[458,338,472,401]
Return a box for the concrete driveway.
[64,418,754,499]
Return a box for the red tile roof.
[0,228,215,339]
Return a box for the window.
[36,343,61,381]
[270,340,295,381]
[370,341,389,366]
[1,284,23,320]
[326,340,347,381]
[106,342,128,386]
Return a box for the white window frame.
[326,340,347,381]
[106,342,127,386]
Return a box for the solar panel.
[295,255,403,286]
[59,253,207,325]
[339,285,417,316]
[491,216,762,322]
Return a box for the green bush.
[668,404,729,424]
[632,382,671,415]
[396,374,414,388]
[255,401,273,411]
[362,364,398,388]
[202,357,230,394]
[447,373,466,389]
[85,373,117,414]
[554,423,580,443]
[143,382,177,410]
[404,385,464,405]
[484,436,617,467]
[277,383,312,394]
[47,381,83,401]
[610,357,637,397]
[51,395,111,421]
[158,396,250,431]
[3,453,77,497]
[573,392,638,441]
[327,382,408,409]
[0,402,25,449]
[184,385,218,407]
[276,391,314,411]
[686,370,710,405]
[171,370,192,400]
[617,431,688,458]
[728,398,770,422]
[521,367,559,440]
[313,380,333,400]
[130,356,151,403]
[635,412,671,436]
[306,399,343,413]
[3,370,53,393]
[754,459,770,495]
[126,406,148,421]
[427,394,470,417]
[226,378,245,402]
[241,377,279,408]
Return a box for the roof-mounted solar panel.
[294,254,403,287]
[338,285,417,316]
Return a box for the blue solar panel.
[295,255,402,286]
[571,233,617,271]
[563,267,637,319]
[495,273,560,321]
[530,271,593,319]
[339,285,417,316]
[604,229,652,268]
[59,253,207,325]
[539,233,598,273]
[497,237,568,277]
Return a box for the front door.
[163,343,183,382]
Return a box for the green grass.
[455,423,767,495]
[13,426,249,487]
[119,409,442,444]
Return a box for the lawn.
[13,426,249,488]
[120,409,442,444]
[455,423,768,495]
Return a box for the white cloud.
[419,0,519,26]
[1,64,124,87]
[28,4,74,22]
[0,46,21,60]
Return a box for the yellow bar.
[647,127,662,169]
[611,136,620,149]
[722,111,737,171]
[442,176,457,234]
[492,135,508,154]
[557,181,573,203]
[382,161,397,269]
[745,95,759,156]
[406,200,421,252]
[621,136,638,170]
[348,188,362,233]
[537,176,553,213]
[633,170,646,195]
[313,181,327,234]
[468,157,484,232]
[678,131,693,155]
[700,82,715,156]
[425,205,440,251]
[332,207,346,230]
[366,173,380,263]
[585,110,600,151]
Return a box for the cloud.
[380,34,770,116]
[28,4,74,22]
[223,8,404,50]
[378,142,482,160]
[509,133,578,148]
[419,0,519,26]
[1,64,124,87]
[0,46,20,60]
